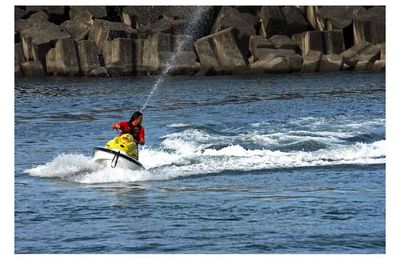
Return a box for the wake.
[25,118,385,184]
[25,139,385,184]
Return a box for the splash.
[25,126,385,184]
[141,6,210,112]
[26,153,101,178]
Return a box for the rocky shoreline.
[14,6,385,77]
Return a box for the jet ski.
[92,133,144,170]
[93,147,144,170]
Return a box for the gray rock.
[301,58,319,73]
[211,7,257,59]
[123,6,166,29]
[45,48,57,75]
[195,27,247,74]
[15,62,22,76]
[269,35,300,51]
[88,67,109,77]
[140,17,187,36]
[249,35,301,71]
[253,48,296,62]
[16,11,70,66]
[284,54,303,72]
[15,43,25,76]
[260,6,310,37]
[15,43,25,65]
[103,38,133,76]
[340,41,380,68]
[249,35,275,56]
[377,43,385,60]
[306,6,365,31]
[105,7,123,22]
[234,6,260,16]
[249,36,303,72]
[142,32,197,74]
[15,6,28,20]
[172,34,193,52]
[259,7,287,37]
[318,54,343,72]
[250,54,290,73]
[142,32,173,73]
[90,6,216,42]
[292,31,324,56]
[305,6,366,48]
[293,30,344,55]
[340,41,370,66]
[123,6,217,40]
[151,32,172,52]
[305,6,320,31]
[281,6,311,36]
[25,6,68,24]
[122,6,207,29]
[20,61,45,76]
[77,40,101,74]
[70,6,107,20]
[46,38,80,76]
[26,6,65,14]
[322,30,345,54]
[15,31,20,43]
[60,10,94,40]
[193,37,220,73]
[133,39,146,75]
[54,38,80,76]
[370,59,385,72]
[162,51,201,75]
[300,50,322,73]
[88,19,137,52]
[353,6,385,45]
[353,60,372,71]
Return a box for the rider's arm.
[138,128,145,145]
[111,123,120,129]
[112,121,128,130]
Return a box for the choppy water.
[15,72,385,253]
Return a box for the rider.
[111,111,145,159]
[112,111,145,145]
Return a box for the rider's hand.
[112,123,120,129]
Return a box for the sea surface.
[15,72,385,253]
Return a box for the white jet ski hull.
[92,147,144,170]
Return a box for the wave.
[279,140,328,152]
[25,139,385,184]
[341,133,384,143]
[166,123,191,128]
[25,118,385,184]
[250,117,385,130]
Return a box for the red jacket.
[118,121,145,145]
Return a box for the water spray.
[140,6,210,112]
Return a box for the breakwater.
[14,6,385,77]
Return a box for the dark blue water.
[15,72,385,253]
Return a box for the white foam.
[24,120,385,184]
[25,139,385,184]
[74,167,153,184]
[242,131,347,146]
[203,144,259,157]
[162,125,363,150]
[25,153,99,178]
[166,123,191,128]
[345,118,386,129]
[162,128,215,143]
[139,146,193,168]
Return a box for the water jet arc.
[141,7,209,112]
